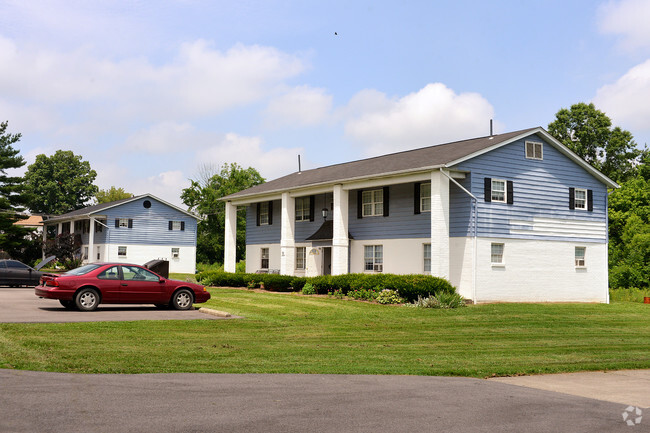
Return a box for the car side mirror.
[159,278,166,284]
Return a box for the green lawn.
[1,288,649,377]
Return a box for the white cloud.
[123,122,196,153]
[593,58,650,131]
[343,83,495,156]
[598,0,650,51]
[195,133,303,181]
[264,85,333,127]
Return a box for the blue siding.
[295,194,329,242]
[453,134,608,241]
[449,174,473,237]
[98,197,197,246]
[246,200,281,244]
[348,183,430,240]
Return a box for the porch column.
[431,169,450,279]
[331,184,349,275]
[42,225,47,261]
[280,192,295,275]
[224,201,237,273]
[88,217,95,263]
[57,222,62,235]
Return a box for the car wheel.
[75,288,99,311]
[171,289,193,310]
[59,299,76,309]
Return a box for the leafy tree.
[24,150,98,214]
[0,121,35,259]
[95,186,133,204]
[548,103,642,182]
[181,163,264,264]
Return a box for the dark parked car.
[0,260,44,287]
[35,263,210,311]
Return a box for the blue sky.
[1,0,649,208]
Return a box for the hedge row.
[196,271,456,302]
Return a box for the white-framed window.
[295,247,306,270]
[574,188,587,210]
[260,248,269,269]
[97,246,101,260]
[171,247,180,258]
[118,218,129,228]
[83,247,88,260]
[170,221,183,230]
[423,244,431,273]
[362,189,383,217]
[420,183,431,212]
[575,246,586,267]
[118,246,127,257]
[491,179,506,203]
[525,141,543,160]
[491,243,504,265]
[364,245,383,272]
[259,202,269,225]
[295,197,310,222]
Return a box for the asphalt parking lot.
[0,287,229,322]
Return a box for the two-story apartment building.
[44,194,198,274]
[221,127,618,303]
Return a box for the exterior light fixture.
[322,208,328,220]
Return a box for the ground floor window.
[261,248,269,269]
[491,243,504,265]
[118,246,127,257]
[295,247,306,270]
[575,246,586,267]
[172,247,180,258]
[423,244,431,272]
[364,245,383,272]
[83,247,88,260]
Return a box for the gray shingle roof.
[223,128,538,200]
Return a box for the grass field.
[1,288,648,377]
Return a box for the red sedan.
[35,263,210,311]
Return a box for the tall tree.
[181,163,264,264]
[24,150,98,214]
[0,121,33,259]
[547,103,642,182]
[95,186,133,204]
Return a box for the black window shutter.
[383,186,389,217]
[484,178,492,202]
[357,190,363,219]
[587,189,593,212]
[168,221,173,230]
[128,219,133,228]
[414,183,421,214]
[181,221,185,231]
[507,181,514,205]
[309,196,315,222]
[115,219,119,228]
[256,204,260,226]
[569,187,575,210]
[268,201,273,225]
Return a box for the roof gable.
[47,194,199,222]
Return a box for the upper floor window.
[295,197,311,222]
[362,189,383,217]
[116,218,132,228]
[259,202,269,225]
[569,188,592,211]
[491,179,506,203]
[525,141,543,160]
[420,183,431,212]
[168,220,185,230]
[484,178,513,204]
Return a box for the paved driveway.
[0,370,639,433]
[0,287,226,322]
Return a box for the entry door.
[323,247,332,275]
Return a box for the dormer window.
[525,141,543,160]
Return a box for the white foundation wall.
[87,244,197,274]
[450,237,608,303]
[350,238,430,275]
[245,244,281,273]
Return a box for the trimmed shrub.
[301,283,316,295]
[409,292,466,309]
[376,289,404,304]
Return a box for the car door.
[119,265,164,303]
[95,265,122,302]
[6,260,34,286]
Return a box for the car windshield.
[63,264,102,276]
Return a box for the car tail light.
[45,279,59,287]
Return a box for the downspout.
[441,170,478,303]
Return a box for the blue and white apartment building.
[222,127,618,303]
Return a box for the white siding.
[87,244,197,274]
